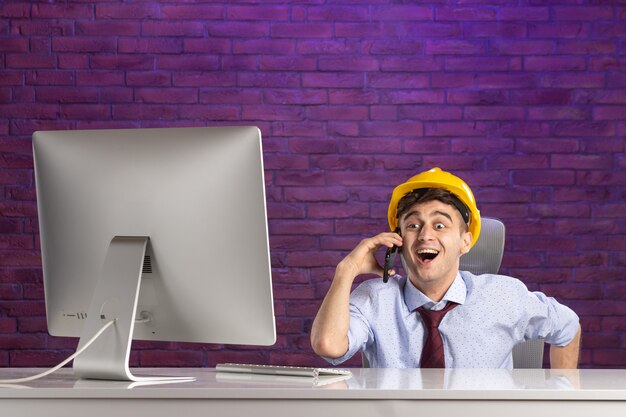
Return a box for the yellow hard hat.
[387,167,481,248]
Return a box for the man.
[311,167,581,368]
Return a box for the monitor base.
[73,236,194,383]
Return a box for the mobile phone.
[382,244,399,283]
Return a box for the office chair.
[459,217,544,369]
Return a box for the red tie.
[417,302,458,368]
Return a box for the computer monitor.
[32,126,276,382]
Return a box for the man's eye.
[406,223,420,230]
[435,223,446,230]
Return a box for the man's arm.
[310,232,402,359]
[550,325,581,369]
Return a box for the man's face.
[399,199,472,292]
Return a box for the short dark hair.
[396,188,470,230]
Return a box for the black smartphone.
[382,244,399,283]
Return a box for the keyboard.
[216,363,352,378]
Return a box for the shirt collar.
[403,272,467,311]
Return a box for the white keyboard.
[216,363,352,378]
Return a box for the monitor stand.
[73,236,195,382]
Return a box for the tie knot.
[417,302,458,328]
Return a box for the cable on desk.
[0,319,117,384]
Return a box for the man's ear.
[461,231,472,254]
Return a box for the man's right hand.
[338,231,404,280]
[310,231,403,359]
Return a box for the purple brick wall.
[1,1,625,369]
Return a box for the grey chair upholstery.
[460,217,544,368]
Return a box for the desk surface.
[1,368,626,400]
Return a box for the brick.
[0,3,30,18]
[512,170,575,186]
[0,38,28,52]
[319,56,379,71]
[386,22,461,38]
[308,6,369,21]
[271,121,325,137]
[174,72,236,87]
[499,7,549,21]
[307,106,367,121]
[528,106,589,121]
[425,40,486,55]
[487,155,548,170]
[76,21,139,36]
[285,187,348,202]
[32,3,93,19]
[465,22,526,38]
[380,57,443,72]
[60,104,111,120]
[425,122,490,137]
[227,6,289,21]
[296,40,359,55]
[0,103,58,119]
[594,106,626,120]
[6,53,56,69]
[26,71,75,86]
[156,55,219,71]
[553,121,615,137]
[558,40,615,54]
[310,156,374,171]
[551,155,613,169]
[135,88,198,104]
[594,22,626,38]
[465,106,524,120]
[302,73,364,88]
[211,23,270,38]
[553,6,613,21]
[326,171,395,186]
[269,236,317,251]
[183,38,230,54]
[475,74,538,89]
[308,202,369,219]
[266,203,305,219]
[286,251,343,268]
[372,6,432,20]
[96,4,159,19]
[36,87,98,103]
[436,7,497,21]
[544,73,605,88]
[141,21,205,37]
[76,71,123,86]
[271,23,333,38]
[240,72,300,88]
[288,139,336,154]
[161,5,224,20]
[524,56,585,71]
[233,39,296,55]
[540,284,603,300]
[260,56,317,71]
[112,104,177,120]
[368,73,430,89]
[270,220,333,236]
[528,23,590,38]
[516,138,579,153]
[118,38,182,54]
[365,40,425,55]
[334,23,386,38]
[576,171,626,187]
[52,37,115,53]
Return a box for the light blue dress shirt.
[325,271,580,368]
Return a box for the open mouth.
[417,249,440,263]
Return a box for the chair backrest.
[460,217,544,369]
[459,217,505,275]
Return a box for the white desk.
[1,368,625,417]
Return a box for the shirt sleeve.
[322,283,376,366]
[520,287,580,347]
